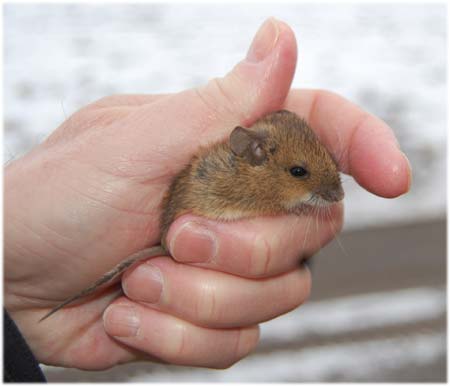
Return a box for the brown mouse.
[39,110,344,322]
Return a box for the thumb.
[135,17,298,156]
[96,18,297,172]
[195,17,297,128]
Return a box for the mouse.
[39,109,344,322]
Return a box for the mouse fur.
[160,110,343,247]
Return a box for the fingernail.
[246,18,280,63]
[103,305,140,337]
[170,221,218,263]
[123,263,163,304]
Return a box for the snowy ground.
[4,3,447,382]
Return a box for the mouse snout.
[316,183,344,203]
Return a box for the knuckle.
[209,77,235,111]
[194,80,224,117]
[163,322,187,361]
[212,330,249,369]
[249,235,272,277]
[195,77,243,122]
[232,328,244,363]
[195,280,219,325]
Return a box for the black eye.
[290,166,309,178]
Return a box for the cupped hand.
[4,18,410,370]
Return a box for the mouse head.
[230,110,344,212]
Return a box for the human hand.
[4,18,410,370]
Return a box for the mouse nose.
[317,184,344,202]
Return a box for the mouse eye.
[290,166,309,178]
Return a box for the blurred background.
[4,3,446,382]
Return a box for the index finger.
[284,89,412,198]
[165,203,343,278]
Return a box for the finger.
[122,256,311,328]
[284,89,412,198]
[96,18,297,174]
[165,203,343,278]
[103,298,259,369]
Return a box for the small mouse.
[39,110,344,322]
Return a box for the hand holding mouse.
[4,18,411,371]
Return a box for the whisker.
[313,197,321,252]
[301,205,313,256]
[326,205,349,259]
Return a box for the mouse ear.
[230,126,267,166]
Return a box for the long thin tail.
[39,246,166,322]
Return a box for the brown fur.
[160,110,343,247]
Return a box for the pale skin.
[4,18,411,370]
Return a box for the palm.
[13,102,181,277]
[5,100,179,364]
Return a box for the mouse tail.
[38,245,166,322]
